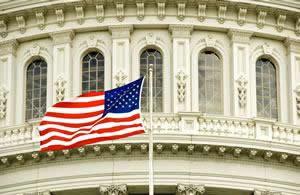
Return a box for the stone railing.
[0,113,299,156]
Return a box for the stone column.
[99,184,127,195]
[177,184,205,195]
[109,25,133,88]
[285,38,300,126]
[50,30,74,103]
[0,40,18,127]
[169,25,193,113]
[228,30,252,118]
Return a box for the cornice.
[0,142,299,172]
[284,37,300,53]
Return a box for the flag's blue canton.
[104,77,144,115]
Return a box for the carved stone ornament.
[145,33,156,45]
[55,9,64,27]
[157,2,165,20]
[177,184,205,195]
[99,184,127,195]
[96,4,105,22]
[197,4,206,22]
[35,10,45,30]
[236,74,248,107]
[257,10,267,29]
[176,70,188,103]
[296,17,300,36]
[114,70,127,87]
[204,35,216,47]
[116,3,124,22]
[177,3,186,21]
[0,19,8,38]
[136,2,144,21]
[276,14,286,32]
[217,5,227,24]
[262,43,273,55]
[55,76,67,102]
[16,15,26,34]
[30,44,41,57]
[80,35,105,49]
[0,86,8,119]
[294,85,300,116]
[237,7,247,26]
[75,6,85,25]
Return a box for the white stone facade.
[0,0,299,195]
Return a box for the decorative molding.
[109,144,116,155]
[261,42,273,55]
[236,74,248,108]
[114,70,127,87]
[237,7,247,26]
[156,143,163,153]
[96,4,105,22]
[254,190,282,195]
[197,4,206,22]
[0,87,8,119]
[177,3,186,21]
[217,5,227,24]
[145,33,158,45]
[296,17,300,36]
[228,29,252,43]
[169,24,193,38]
[172,144,179,154]
[294,85,300,116]
[257,10,267,29]
[116,3,124,22]
[54,76,67,102]
[55,8,64,27]
[35,10,45,30]
[29,44,41,57]
[157,2,165,20]
[23,44,48,60]
[136,2,144,21]
[16,15,26,34]
[99,184,127,195]
[0,19,8,38]
[203,35,216,48]
[177,184,205,195]
[276,14,286,32]
[80,35,106,51]
[176,70,188,103]
[75,6,85,25]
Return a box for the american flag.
[38,77,145,151]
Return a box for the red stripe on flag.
[53,100,104,108]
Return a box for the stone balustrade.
[0,114,299,155]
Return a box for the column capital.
[177,184,205,195]
[169,24,193,38]
[228,29,253,44]
[0,39,19,56]
[284,37,300,53]
[50,30,75,45]
[109,25,133,39]
[99,184,127,195]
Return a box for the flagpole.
[148,64,154,195]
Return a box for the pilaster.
[99,184,127,195]
[109,25,133,87]
[0,39,18,127]
[50,30,74,102]
[228,29,253,118]
[169,24,193,113]
[177,184,205,195]
[284,38,300,125]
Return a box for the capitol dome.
[0,0,299,194]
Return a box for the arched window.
[25,59,47,120]
[198,50,223,114]
[256,58,278,119]
[82,51,105,93]
[140,48,163,112]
